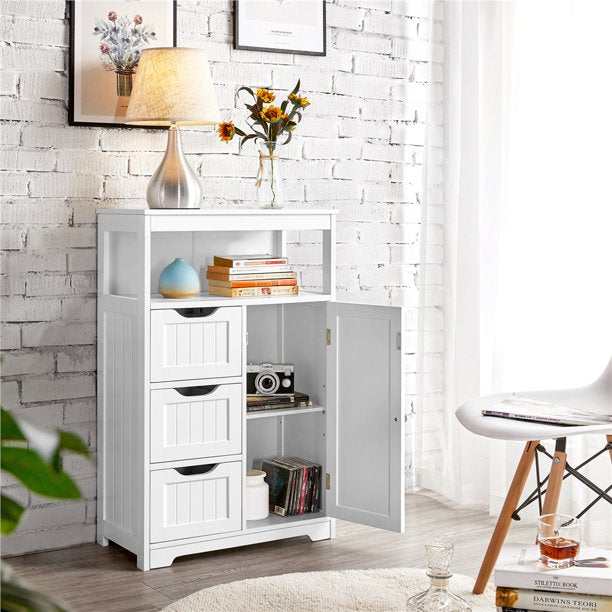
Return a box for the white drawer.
[150,384,242,463]
[151,307,242,382]
[150,461,242,543]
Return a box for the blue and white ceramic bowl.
[158,258,200,299]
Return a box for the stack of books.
[206,254,298,298]
[261,456,321,517]
[247,391,312,413]
[495,544,612,612]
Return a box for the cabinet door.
[326,302,404,532]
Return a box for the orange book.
[208,285,299,298]
[208,278,298,288]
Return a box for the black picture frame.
[234,0,326,57]
[68,0,177,128]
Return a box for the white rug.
[163,567,495,611]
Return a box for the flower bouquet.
[218,80,311,208]
[93,11,157,96]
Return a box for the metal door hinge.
[325,328,331,345]
[325,473,331,490]
[396,332,401,350]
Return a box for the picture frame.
[69,0,177,128]
[234,0,326,57]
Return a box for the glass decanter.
[406,539,472,612]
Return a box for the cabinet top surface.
[97,208,337,216]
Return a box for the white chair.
[456,357,612,594]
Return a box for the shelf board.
[150,290,332,309]
[246,511,327,533]
[246,405,325,420]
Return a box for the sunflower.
[260,105,284,123]
[288,93,310,107]
[218,121,236,142]
[256,88,275,103]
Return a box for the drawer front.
[151,307,242,382]
[150,384,242,463]
[150,461,242,543]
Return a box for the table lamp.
[125,47,221,209]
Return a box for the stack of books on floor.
[247,392,312,413]
[495,544,612,612]
[206,254,298,298]
[261,456,321,517]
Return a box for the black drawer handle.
[175,385,219,397]
[174,464,218,476]
[175,307,219,318]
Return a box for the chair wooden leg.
[541,438,567,516]
[607,435,612,463]
[473,440,540,595]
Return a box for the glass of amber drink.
[537,514,580,569]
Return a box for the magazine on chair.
[482,395,612,426]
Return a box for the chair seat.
[456,392,612,441]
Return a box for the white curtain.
[416,0,612,545]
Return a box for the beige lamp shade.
[125,47,221,126]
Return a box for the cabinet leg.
[473,440,539,595]
[97,535,109,547]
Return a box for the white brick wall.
[0,0,444,555]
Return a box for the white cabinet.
[97,209,404,571]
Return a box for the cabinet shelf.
[245,511,327,533]
[246,405,325,420]
[150,291,332,309]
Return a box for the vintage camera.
[246,363,294,396]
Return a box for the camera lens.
[254,371,280,395]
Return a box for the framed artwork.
[69,0,177,127]
[234,0,326,56]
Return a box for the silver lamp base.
[147,124,202,209]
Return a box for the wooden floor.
[5,490,534,612]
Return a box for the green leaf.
[239,134,259,150]
[237,86,255,99]
[295,111,303,123]
[234,127,247,137]
[291,79,301,95]
[282,130,293,145]
[1,447,81,499]
[280,100,288,113]
[58,431,90,458]
[1,495,24,535]
[0,408,25,442]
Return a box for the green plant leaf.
[291,79,301,95]
[237,86,255,99]
[1,447,81,499]
[282,130,293,145]
[280,100,288,113]
[239,134,259,150]
[234,126,247,137]
[0,408,25,442]
[58,431,90,457]
[1,495,24,535]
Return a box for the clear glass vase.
[406,539,472,612]
[256,141,284,209]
